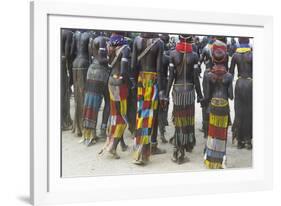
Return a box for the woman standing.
[165,34,203,164]
[204,40,233,169]
[100,32,130,159]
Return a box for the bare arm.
[225,54,229,71]
[65,32,73,77]
[157,40,164,94]
[199,47,207,65]
[88,37,94,62]
[193,54,203,101]
[165,54,175,99]
[229,53,237,76]
[130,37,139,74]
[120,46,130,78]
[65,31,73,59]
[129,37,139,88]
[97,37,108,65]
[86,33,91,64]
[70,34,76,61]
[205,73,211,102]
[228,74,234,100]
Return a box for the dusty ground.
[62,77,252,177]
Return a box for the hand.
[197,96,203,103]
[163,99,169,111]
[160,99,165,109]
[119,75,125,84]
[198,98,206,108]
[194,64,202,77]
[160,97,169,111]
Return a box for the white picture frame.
[30,0,273,205]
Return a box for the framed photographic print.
[30,0,273,205]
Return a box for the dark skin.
[107,42,131,152]
[200,44,213,70]
[71,31,91,68]
[200,41,229,71]
[158,35,170,143]
[200,37,208,54]
[62,29,74,83]
[131,33,165,151]
[229,51,252,78]
[228,38,237,57]
[229,49,252,148]
[203,64,233,143]
[125,35,138,134]
[159,34,170,90]
[61,29,73,129]
[194,37,201,56]
[205,65,233,103]
[108,44,131,81]
[200,40,230,137]
[88,35,108,65]
[87,35,111,139]
[166,41,204,163]
[162,50,169,80]
[166,50,203,102]
[62,29,74,88]
[62,29,73,60]
[70,30,91,136]
[160,34,170,81]
[131,33,164,93]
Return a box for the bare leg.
[120,135,128,151]
[108,138,120,159]
[99,88,110,140]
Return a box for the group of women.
[61,29,253,168]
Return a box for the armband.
[121,58,128,62]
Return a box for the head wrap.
[211,40,227,64]
[109,34,127,46]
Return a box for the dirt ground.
[62,77,252,177]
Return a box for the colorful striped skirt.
[172,84,195,151]
[83,89,103,129]
[106,82,128,148]
[204,98,229,169]
[83,83,105,140]
[83,62,108,131]
[133,71,158,162]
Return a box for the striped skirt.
[204,98,229,169]
[83,62,108,130]
[133,71,158,162]
[172,84,195,151]
[83,89,103,129]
